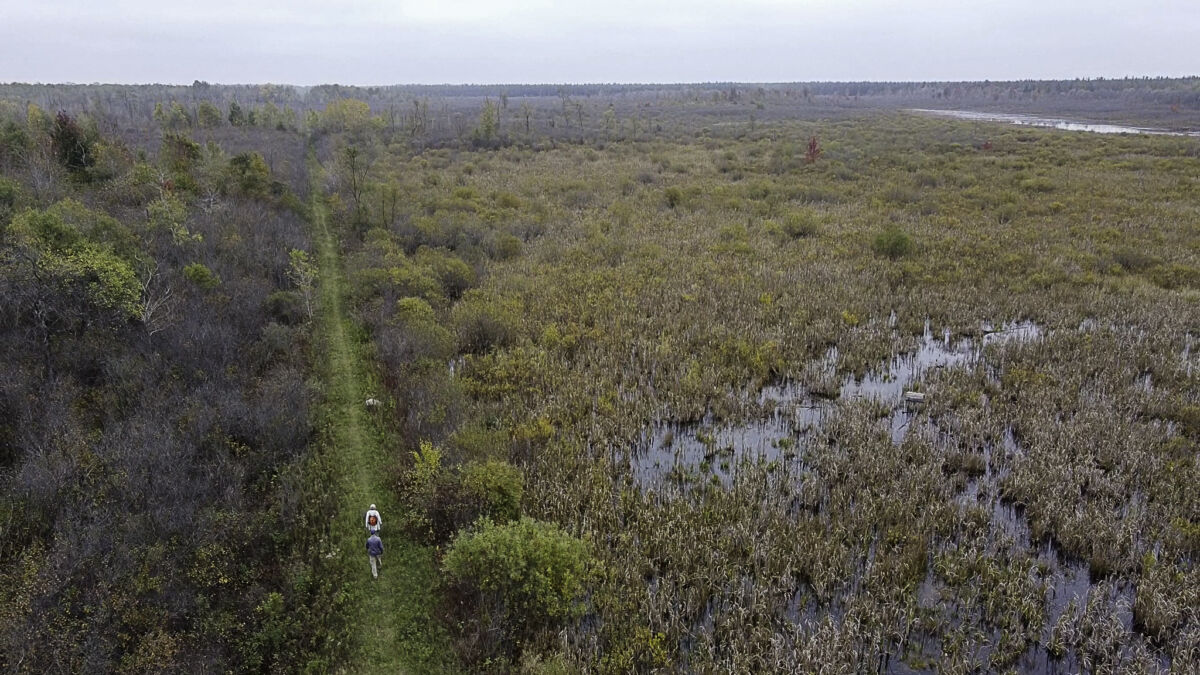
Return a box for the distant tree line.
[2,76,1196,144]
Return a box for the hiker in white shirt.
[365,504,381,534]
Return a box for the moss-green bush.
[663,186,682,208]
[872,226,914,259]
[442,517,590,663]
[782,210,819,238]
[451,292,521,354]
[460,460,523,523]
[183,262,221,289]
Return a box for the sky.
[1,0,1197,85]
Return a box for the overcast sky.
[2,0,1197,85]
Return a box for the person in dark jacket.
[367,532,384,578]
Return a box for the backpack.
[368,514,378,526]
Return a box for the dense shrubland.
[0,105,353,671]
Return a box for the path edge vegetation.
[306,153,455,674]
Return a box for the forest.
[0,78,1196,672]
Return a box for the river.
[910,108,1200,137]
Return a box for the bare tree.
[451,112,469,141]
[338,146,366,214]
[138,260,175,338]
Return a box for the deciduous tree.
[286,249,317,320]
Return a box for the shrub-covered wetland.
[335,109,1198,670]
[1,80,1197,671]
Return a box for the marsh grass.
[336,112,1198,671]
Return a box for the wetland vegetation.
[0,79,1196,672]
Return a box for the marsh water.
[910,108,1200,137]
[626,320,1167,672]
[632,320,1043,488]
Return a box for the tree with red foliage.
[50,111,94,177]
[805,135,822,163]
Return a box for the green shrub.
[494,191,522,209]
[386,261,443,302]
[460,460,523,523]
[663,186,683,208]
[416,248,476,299]
[451,186,477,201]
[442,517,590,663]
[994,202,1020,224]
[452,293,521,354]
[8,206,82,251]
[0,120,29,165]
[146,194,189,232]
[0,176,19,212]
[1113,249,1159,273]
[872,226,914,259]
[183,262,221,289]
[781,211,819,238]
[403,440,445,533]
[395,296,437,324]
[227,152,272,197]
[196,101,223,128]
[1018,176,1056,193]
[718,223,747,243]
[386,297,455,364]
[492,233,523,260]
[1147,263,1200,290]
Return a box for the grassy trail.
[308,167,452,673]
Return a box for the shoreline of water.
[909,108,1200,137]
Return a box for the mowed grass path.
[309,166,454,673]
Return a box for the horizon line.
[5,74,1199,89]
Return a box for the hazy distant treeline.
[1,76,1197,135]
